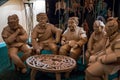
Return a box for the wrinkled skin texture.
[86,20,106,64]
[1,14,31,73]
[59,17,87,60]
[31,13,62,54]
[85,18,120,80]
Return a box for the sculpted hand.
[36,49,40,54]
[97,55,105,63]
[35,47,42,54]
[61,40,68,45]
[89,55,97,63]
[15,29,20,35]
[61,41,65,45]
[90,50,95,55]
[73,44,79,49]
[68,40,77,47]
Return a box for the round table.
[26,54,76,80]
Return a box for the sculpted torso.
[32,13,61,54]
[59,17,87,60]
[85,18,120,80]
[90,32,106,53]
[2,25,27,47]
[63,27,85,42]
[87,20,106,54]
[1,14,31,74]
[33,23,56,43]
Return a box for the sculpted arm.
[52,26,62,43]
[16,27,28,42]
[56,28,62,43]
[2,28,20,44]
[61,35,68,45]
[87,33,94,53]
[77,31,87,47]
[31,29,39,49]
[98,40,120,64]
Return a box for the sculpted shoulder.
[33,24,40,30]
[62,28,69,36]
[2,26,11,33]
[46,23,55,28]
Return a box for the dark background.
[46,0,120,24]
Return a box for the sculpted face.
[8,14,19,30]
[37,13,48,27]
[105,18,118,37]
[93,20,102,33]
[68,17,78,32]
[68,19,76,32]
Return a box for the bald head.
[8,14,19,30]
[105,17,118,37]
[37,13,48,22]
[69,17,79,25]
[8,14,19,23]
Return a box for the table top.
[26,54,76,73]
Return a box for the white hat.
[99,21,105,27]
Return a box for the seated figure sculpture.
[85,18,120,80]
[31,13,62,54]
[86,20,106,63]
[59,17,87,60]
[1,14,31,73]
